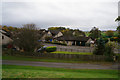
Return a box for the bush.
[103,41,116,61]
[45,36,52,41]
[104,41,115,56]
[2,44,7,48]
[85,43,90,46]
[2,49,15,55]
[103,38,108,43]
[46,46,57,52]
[104,45,114,61]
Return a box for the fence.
[57,47,94,53]
[22,52,109,61]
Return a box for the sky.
[1,0,120,31]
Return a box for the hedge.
[46,46,57,52]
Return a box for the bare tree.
[13,24,42,52]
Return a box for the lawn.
[2,65,118,78]
[51,51,92,55]
[2,55,113,64]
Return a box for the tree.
[105,30,114,38]
[115,16,120,22]
[89,27,101,40]
[8,26,17,31]
[2,25,9,31]
[13,24,42,52]
[2,25,18,32]
[116,26,120,34]
[48,27,66,31]
[93,38,105,55]
[104,41,116,56]
[115,16,120,33]
[73,29,85,37]
[61,29,73,35]
[115,17,120,43]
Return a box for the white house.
[0,30,13,45]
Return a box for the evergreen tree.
[93,38,105,55]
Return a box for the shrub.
[103,38,108,43]
[104,41,116,61]
[2,49,15,55]
[85,43,90,46]
[104,41,115,56]
[61,43,67,46]
[2,44,7,48]
[45,36,52,41]
[46,46,57,52]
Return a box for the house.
[39,30,52,41]
[0,29,13,45]
[56,35,90,46]
[49,30,63,38]
[86,38,95,47]
[39,30,63,41]
[40,29,46,32]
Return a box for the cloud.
[2,0,119,31]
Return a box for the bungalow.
[56,35,90,46]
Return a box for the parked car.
[37,46,47,52]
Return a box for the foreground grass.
[51,51,92,55]
[2,55,114,64]
[2,65,118,78]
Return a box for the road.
[2,60,119,70]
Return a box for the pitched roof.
[49,30,60,36]
[1,29,11,38]
[39,29,46,32]
[56,35,89,42]
[38,30,47,37]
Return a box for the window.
[2,36,4,39]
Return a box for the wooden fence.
[23,52,109,61]
[57,48,93,53]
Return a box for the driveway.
[2,60,119,70]
[44,43,93,52]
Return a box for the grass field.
[2,65,118,78]
[51,51,92,55]
[2,55,114,64]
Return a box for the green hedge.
[46,46,57,52]
[45,41,67,46]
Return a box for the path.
[2,60,119,70]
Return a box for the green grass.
[51,51,92,55]
[2,55,94,63]
[3,55,92,63]
[2,65,118,78]
[2,55,114,64]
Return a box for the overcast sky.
[1,0,120,31]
